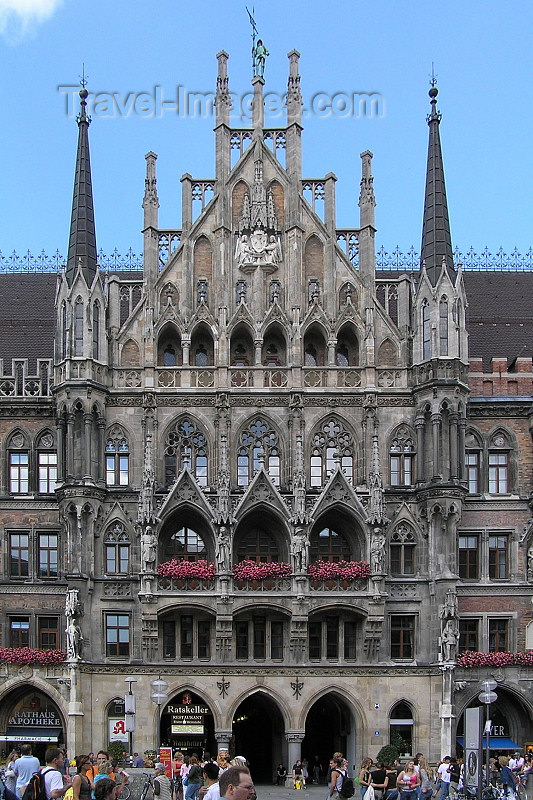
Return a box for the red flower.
[157,559,216,580]
[307,559,370,581]
[232,561,293,581]
[0,648,67,665]
[456,651,533,669]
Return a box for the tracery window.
[389,426,415,487]
[105,432,130,486]
[74,297,83,357]
[310,418,354,487]
[237,418,280,487]
[104,522,130,574]
[164,526,207,562]
[422,300,430,360]
[8,432,29,494]
[390,524,416,575]
[37,432,57,493]
[164,419,208,487]
[488,432,511,494]
[309,527,351,563]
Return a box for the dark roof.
[463,271,533,370]
[0,274,57,372]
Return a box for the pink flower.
[232,560,293,581]
[307,559,370,581]
[157,559,216,580]
[456,651,533,669]
[0,648,67,665]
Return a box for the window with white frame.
[310,418,354,487]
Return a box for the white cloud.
[0,0,64,43]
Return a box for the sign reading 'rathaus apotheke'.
[9,710,62,727]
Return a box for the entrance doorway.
[303,693,353,782]
[161,690,216,758]
[232,693,285,783]
[0,688,64,763]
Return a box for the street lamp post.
[124,677,138,758]
[478,679,498,787]
[150,678,169,758]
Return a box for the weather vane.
[429,62,438,88]
[79,63,88,89]
[246,6,269,79]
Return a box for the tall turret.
[66,84,97,287]
[420,84,454,285]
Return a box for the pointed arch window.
[37,432,57,493]
[92,301,100,360]
[104,522,130,574]
[164,419,208,487]
[163,345,177,366]
[309,527,351,563]
[390,524,416,575]
[389,427,415,487]
[422,301,431,360]
[61,302,67,359]
[310,418,354,487]
[8,432,29,494]
[335,342,349,366]
[236,527,279,563]
[164,526,207,561]
[488,433,510,494]
[389,701,414,752]
[237,418,280,487]
[439,297,448,356]
[74,298,84,357]
[194,343,208,367]
[105,434,130,486]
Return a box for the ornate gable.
[310,468,366,521]
[234,467,290,521]
[157,468,213,520]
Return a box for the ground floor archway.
[232,692,285,783]
[161,689,216,758]
[302,692,355,781]
[0,686,65,763]
[456,686,533,757]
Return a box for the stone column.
[215,730,233,753]
[67,413,75,478]
[449,413,458,481]
[286,731,305,773]
[440,664,455,759]
[415,416,425,483]
[431,413,441,480]
[84,413,93,478]
[97,417,106,483]
[57,417,66,482]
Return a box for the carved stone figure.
[441,619,459,662]
[370,529,385,573]
[66,620,83,660]
[527,545,533,580]
[65,588,79,619]
[141,526,157,572]
[253,39,269,78]
[216,526,231,573]
[235,230,281,270]
[440,588,458,620]
[291,527,309,573]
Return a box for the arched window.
[164,419,208,487]
[236,527,279,563]
[8,431,29,494]
[389,701,414,755]
[104,522,130,574]
[164,526,207,561]
[390,524,416,575]
[309,527,351,563]
[488,432,510,494]
[237,418,280,487]
[310,418,354,487]
[74,298,83,357]
[92,302,100,360]
[37,432,57,494]
[465,431,482,494]
[194,343,208,367]
[422,301,430,360]
[105,431,130,486]
[163,345,177,366]
[439,297,448,356]
[389,426,415,487]
[61,302,67,359]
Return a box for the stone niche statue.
[440,619,459,662]
[370,528,386,574]
[291,527,309,573]
[216,526,231,573]
[141,526,157,572]
[66,620,83,660]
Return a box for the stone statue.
[66,620,83,660]
[141,526,157,572]
[235,230,281,270]
[441,619,459,662]
[216,526,231,573]
[370,529,385,573]
[527,545,533,580]
[253,39,269,78]
[291,527,309,573]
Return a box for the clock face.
[467,752,478,778]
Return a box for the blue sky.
[1,0,532,261]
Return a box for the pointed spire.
[138,432,158,526]
[420,79,454,285]
[66,81,97,286]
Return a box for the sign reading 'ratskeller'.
[167,704,209,735]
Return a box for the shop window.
[390,615,415,659]
[105,614,130,657]
[389,702,414,757]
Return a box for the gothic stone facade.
[0,51,532,774]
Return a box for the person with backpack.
[14,745,40,800]
[42,748,73,800]
[329,756,354,800]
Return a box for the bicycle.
[139,772,155,800]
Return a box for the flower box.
[0,648,67,666]
[232,560,293,581]
[157,559,216,580]
[456,651,533,669]
[307,559,371,582]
